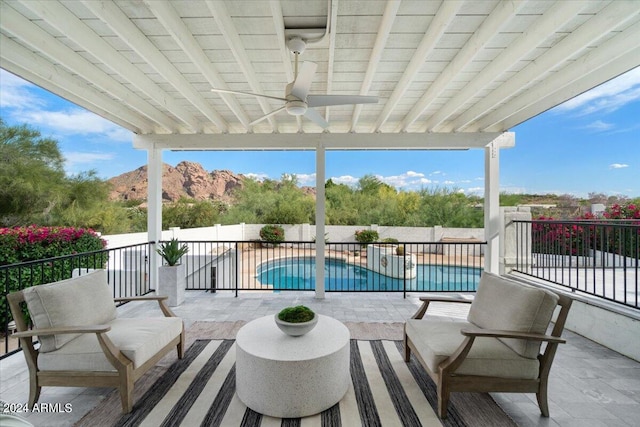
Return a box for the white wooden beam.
[84,0,229,133]
[397,0,524,132]
[372,0,462,132]
[455,1,639,132]
[21,0,203,132]
[421,0,586,132]
[484,140,500,274]
[488,43,640,132]
[147,146,163,291]
[267,0,302,132]
[205,0,279,131]
[0,3,177,132]
[315,144,326,299]
[0,36,153,133]
[324,0,338,126]
[133,131,510,151]
[350,0,399,132]
[143,0,251,130]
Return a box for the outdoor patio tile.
[560,402,618,419]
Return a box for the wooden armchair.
[7,270,184,413]
[404,273,571,419]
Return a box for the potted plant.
[156,239,189,307]
[274,305,318,336]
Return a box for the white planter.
[158,264,186,307]
[274,314,318,336]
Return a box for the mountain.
[108,161,245,203]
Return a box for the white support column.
[315,144,326,299]
[484,140,500,274]
[147,146,163,290]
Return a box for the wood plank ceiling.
[1,0,639,145]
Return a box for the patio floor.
[1,290,639,426]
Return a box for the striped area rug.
[109,339,515,427]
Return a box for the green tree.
[163,198,227,229]
[0,119,67,225]
[0,119,121,231]
[223,175,314,225]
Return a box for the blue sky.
[1,67,639,198]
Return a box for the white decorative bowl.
[274,314,318,336]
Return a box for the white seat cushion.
[23,270,116,353]
[38,317,183,372]
[405,318,540,379]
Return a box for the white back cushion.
[23,269,116,352]
[468,273,559,359]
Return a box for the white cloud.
[244,173,269,181]
[22,110,131,142]
[609,163,629,169]
[331,175,359,185]
[555,67,640,115]
[466,186,484,194]
[380,171,434,189]
[430,170,443,175]
[293,173,316,185]
[0,69,45,110]
[443,180,455,185]
[584,120,614,132]
[64,151,116,173]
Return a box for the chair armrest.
[114,296,167,302]
[114,295,176,317]
[418,296,473,304]
[13,324,111,338]
[460,327,566,344]
[412,295,472,319]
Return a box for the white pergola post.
[315,144,326,299]
[484,140,500,274]
[147,145,163,290]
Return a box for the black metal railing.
[513,219,639,309]
[1,239,485,359]
[178,240,485,297]
[1,243,153,358]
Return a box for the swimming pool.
[256,257,480,292]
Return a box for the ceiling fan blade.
[303,108,329,128]
[307,95,378,108]
[211,88,287,102]
[249,106,287,126]
[290,61,317,100]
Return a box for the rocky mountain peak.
[108,161,245,204]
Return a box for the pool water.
[256,257,480,292]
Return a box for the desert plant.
[156,238,189,266]
[260,224,285,244]
[277,305,315,323]
[396,246,405,255]
[355,229,379,246]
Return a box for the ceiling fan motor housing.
[286,100,307,116]
[287,37,307,54]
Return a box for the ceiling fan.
[211,37,378,128]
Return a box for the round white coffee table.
[235,314,350,418]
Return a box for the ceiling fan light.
[286,100,307,116]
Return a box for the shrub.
[0,225,107,332]
[277,305,315,323]
[381,237,398,243]
[355,229,379,245]
[260,224,285,244]
[0,225,106,265]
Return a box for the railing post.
[501,207,532,274]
